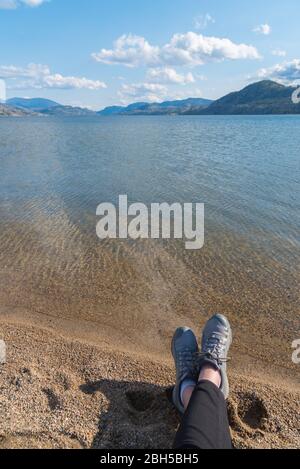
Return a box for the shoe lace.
[199,333,231,365]
[177,349,199,377]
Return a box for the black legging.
[174,380,232,449]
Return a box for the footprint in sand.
[228,392,269,438]
[125,390,155,413]
[80,381,178,449]
[237,392,268,430]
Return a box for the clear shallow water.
[1,115,299,266]
[0,115,299,366]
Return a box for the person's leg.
[181,364,220,409]
[171,327,199,415]
[172,314,233,450]
[174,365,232,449]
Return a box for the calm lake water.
[0,115,299,371]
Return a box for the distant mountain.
[188,81,300,115]
[98,105,126,116]
[4,81,300,117]
[124,102,149,112]
[0,104,35,117]
[39,105,97,116]
[7,97,60,112]
[2,100,97,117]
[155,98,213,109]
[98,98,213,116]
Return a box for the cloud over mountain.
[257,59,300,84]
[92,32,260,68]
[118,82,168,104]
[0,63,107,90]
[146,67,195,85]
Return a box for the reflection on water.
[0,115,299,373]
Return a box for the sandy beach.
[0,318,299,449]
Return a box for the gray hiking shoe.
[199,314,232,399]
[171,327,199,414]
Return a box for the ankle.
[180,379,196,410]
[198,364,221,388]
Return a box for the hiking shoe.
[199,314,232,399]
[171,327,198,414]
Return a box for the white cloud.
[0,63,50,78]
[92,35,160,68]
[0,79,6,102]
[194,13,215,30]
[0,0,48,7]
[0,63,107,90]
[118,82,168,104]
[272,49,287,57]
[253,24,271,35]
[92,32,260,68]
[21,0,47,6]
[162,32,260,65]
[257,59,300,85]
[146,67,195,85]
[41,73,107,90]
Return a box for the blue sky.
[0,0,299,109]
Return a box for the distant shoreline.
[2,80,300,117]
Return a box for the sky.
[0,0,300,109]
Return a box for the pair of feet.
[171,314,232,414]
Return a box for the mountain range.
[1,81,300,117]
[6,97,96,116]
[98,98,213,115]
